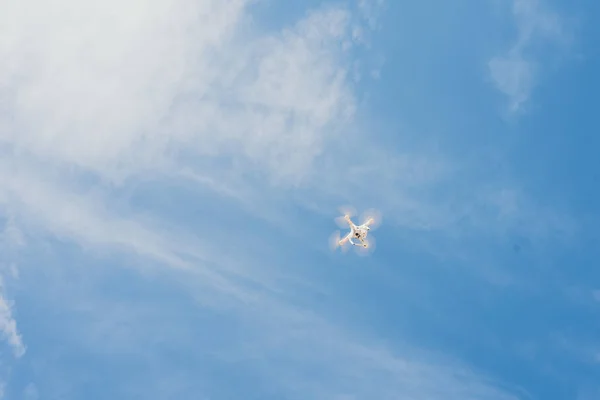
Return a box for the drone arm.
[349,237,362,246]
[344,215,357,228]
[337,233,351,246]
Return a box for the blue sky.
[0,0,599,399]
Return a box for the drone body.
[339,214,372,248]
[330,207,381,254]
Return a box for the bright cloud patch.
[0,0,357,185]
[488,0,568,113]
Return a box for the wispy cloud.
[0,218,25,358]
[29,264,526,400]
[210,302,526,400]
[488,0,568,113]
[0,279,24,358]
[0,0,357,186]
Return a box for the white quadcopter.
[329,206,382,254]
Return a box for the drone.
[329,206,382,254]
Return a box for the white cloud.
[488,0,567,113]
[0,279,24,358]
[488,55,534,113]
[0,0,358,186]
[0,0,373,293]
[0,218,25,359]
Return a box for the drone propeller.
[334,204,357,228]
[339,204,357,216]
[354,234,376,256]
[340,241,351,253]
[360,208,382,230]
[329,231,352,253]
[328,230,342,251]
